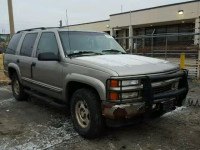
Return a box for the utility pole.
[7,0,15,36]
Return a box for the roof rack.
[16,27,60,33]
[16,26,72,34]
[16,27,46,33]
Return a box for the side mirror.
[38,52,60,61]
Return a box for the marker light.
[178,10,184,15]
[109,92,119,100]
[110,80,119,87]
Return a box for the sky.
[0,0,194,34]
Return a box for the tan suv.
[4,27,188,138]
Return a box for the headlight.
[122,92,139,99]
[121,80,139,86]
[108,79,141,101]
[110,80,140,87]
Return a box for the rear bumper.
[102,70,188,120]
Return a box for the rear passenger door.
[17,33,38,79]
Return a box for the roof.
[68,19,110,27]
[110,0,197,16]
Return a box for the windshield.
[59,31,126,56]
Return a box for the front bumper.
[102,70,188,120]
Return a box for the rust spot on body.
[113,108,127,119]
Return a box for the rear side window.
[37,32,59,56]
[20,33,38,57]
[6,33,22,54]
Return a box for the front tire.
[70,88,104,138]
[11,73,28,101]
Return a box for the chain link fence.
[116,32,200,79]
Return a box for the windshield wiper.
[102,49,126,54]
[68,51,102,57]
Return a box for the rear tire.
[70,88,104,138]
[11,73,28,101]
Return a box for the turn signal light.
[109,92,119,100]
[110,80,119,87]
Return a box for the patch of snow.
[1,117,77,149]
[162,106,186,117]
[0,98,14,105]
[9,142,38,150]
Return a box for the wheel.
[70,88,104,138]
[11,73,28,101]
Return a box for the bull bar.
[106,70,189,114]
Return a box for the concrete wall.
[110,1,200,28]
[68,20,110,32]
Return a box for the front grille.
[152,84,172,94]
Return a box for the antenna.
[66,9,72,57]
[59,20,62,27]
[66,9,69,27]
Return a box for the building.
[68,1,200,51]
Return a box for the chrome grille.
[151,78,180,94]
[153,84,172,94]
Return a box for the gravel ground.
[0,81,199,150]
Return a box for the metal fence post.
[143,37,145,53]
[198,46,200,80]
[151,37,154,57]
[165,38,168,60]
[151,29,155,57]
[135,38,138,54]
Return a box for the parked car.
[0,34,10,54]
[4,27,188,138]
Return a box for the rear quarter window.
[6,33,22,54]
[20,33,38,57]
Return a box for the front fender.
[63,73,106,101]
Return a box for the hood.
[75,54,179,76]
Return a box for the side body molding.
[63,73,106,101]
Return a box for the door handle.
[32,62,36,67]
[31,62,36,79]
[16,59,20,63]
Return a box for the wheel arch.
[64,73,106,103]
[8,63,22,82]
